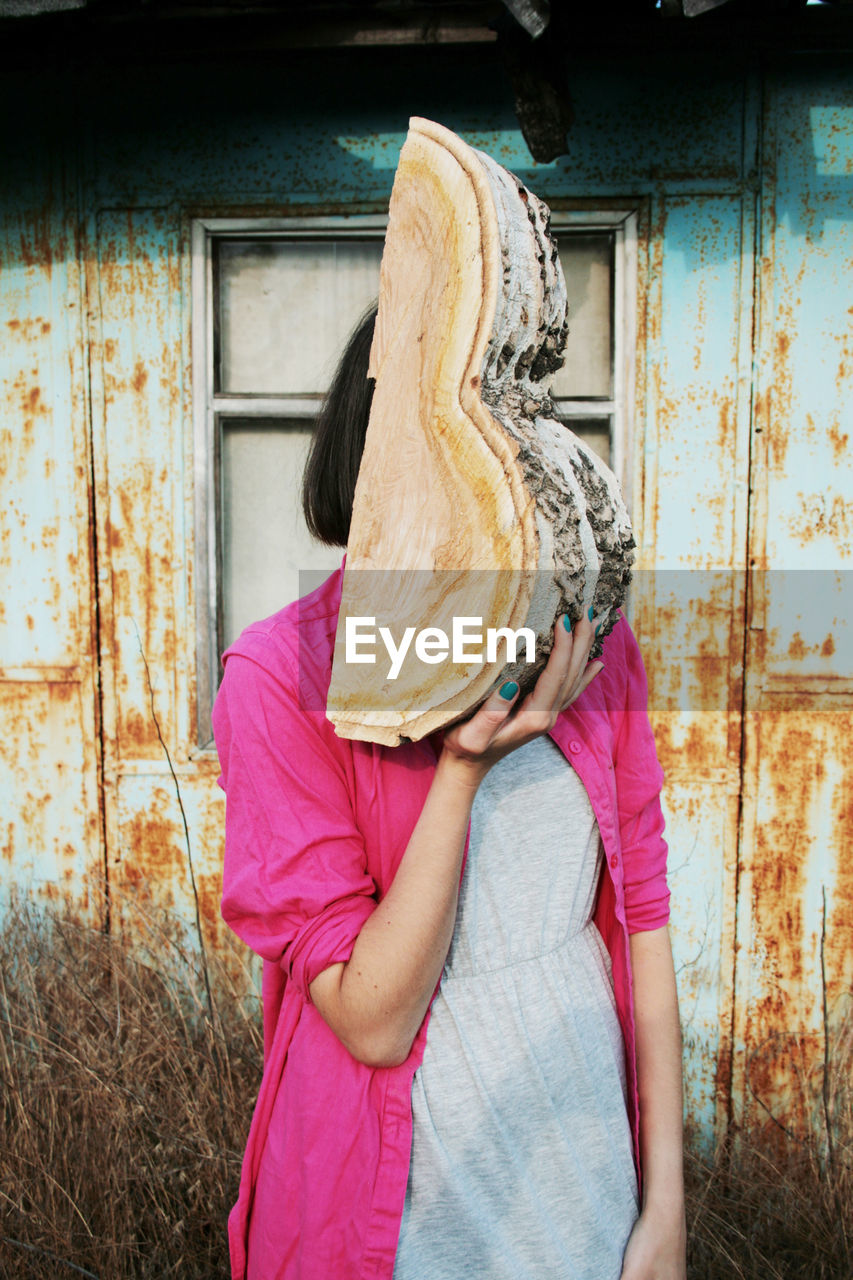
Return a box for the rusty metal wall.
[0,97,104,925]
[640,181,757,1143]
[733,62,853,1137]
[0,50,849,1146]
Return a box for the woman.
[214,310,686,1280]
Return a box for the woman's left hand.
[619,1203,687,1280]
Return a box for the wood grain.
[327,118,634,745]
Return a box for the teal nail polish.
[499,681,519,700]
[595,623,602,638]
[587,605,594,621]
[563,614,572,632]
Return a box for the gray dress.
[393,736,639,1280]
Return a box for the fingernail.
[587,605,594,621]
[499,681,519,700]
[595,623,602,638]
[563,614,572,632]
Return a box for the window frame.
[191,209,638,749]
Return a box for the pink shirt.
[214,566,670,1280]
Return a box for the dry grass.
[1,907,850,1279]
[685,1124,852,1278]
[685,1006,852,1280]
[0,905,262,1279]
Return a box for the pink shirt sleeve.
[213,643,377,1001]
[612,620,671,935]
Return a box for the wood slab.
[326,118,634,745]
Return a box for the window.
[192,217,386,744]
[192,211,637,746]
[549,211,637,497]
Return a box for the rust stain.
[746,1030,824,1143]
[769,309,794,476]
[160,624,178,676]
[108,520,123,552]
[742,705,848,1134]
[785,629,840,661]
[651,717,709,776]
[692,280,708,375]
[835,328,851,392]
[197,870,223,939]
[26,385,44,416]
[716,395,734,454]
[788,631,807,660]
[827,417,849,463]
[789,492,852,553]
[714,1036,733,1121]
[647,569,742,781]
[646,203,665,348]
[2,316,51,338]
[19,218,54,273]
[50,683,76,708]
[131,359,148,394]
[117,486,135,531]
[827,770,853,1018]
[756,728,820,866]
[119,789,185,911]
[122,706,155,753]
[752,388,768,442]
[113,467,173,667]
[114,788,229,955]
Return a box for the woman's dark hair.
[302,304,377,547]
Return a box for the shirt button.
[610,855,619,870]
[568,739,582,754]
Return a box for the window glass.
[218,417,342,651]
[216,239,384,395]
[551,233,613,400]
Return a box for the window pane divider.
[213,396,321,419]
[194,215,389,237]
[554,399,616,416]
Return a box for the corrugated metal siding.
[1,50,850,1144]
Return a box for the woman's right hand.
[441,610,604,788]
